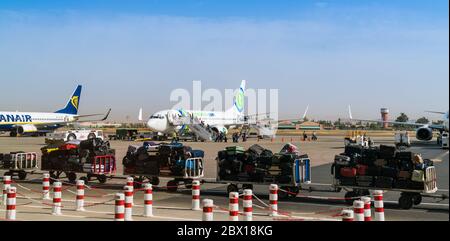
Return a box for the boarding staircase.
[171,116,214,141]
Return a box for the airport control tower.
[381,108,390,129]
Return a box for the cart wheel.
[288,187,300,198]
[345,191,357,205]
[86,174,93,182]
[134,177,143,189]
[242,184,254,191]
[412,194,422,206]
[50,172,58,184]
[80,176,89,185]
[151,177,160,186]
[278,187,290,200]
[227,184,239,194]
[399,194,414,210]
[67,172,77,183]
[97,175,107,184]
[167,180,179,193]
[18,171,27,180]
[4,171,12,177]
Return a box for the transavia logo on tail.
[235,89,245,112]
[71,96,79,110]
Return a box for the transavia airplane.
[0,85,111,137]
[348,106,449,142]
[144,80,266,141]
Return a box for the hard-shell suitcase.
[380,145,397,160]
[396,151,413,161]
[340,167,357,178]
[357,165,369,176]
[226,146,245,156]
[339,177,356,186]
[334,155,352,166]
[248,144,265,156]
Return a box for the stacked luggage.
[123,142,205,177]
[217,144,307,184]
[41,138,115,173]
[333,144,434,190]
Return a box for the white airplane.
[146,80,248,141]
[348,106,449,142]
[0,85,111,137]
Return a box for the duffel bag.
[411,170,425,182]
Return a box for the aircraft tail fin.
[55,85,82,115]
[227,80,246,116]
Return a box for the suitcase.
[400,159,414,171]
[367,166,382,176]
[356,176,374,187]
[248,144,265,156]
[226,146,245,155]
[374,159,386,167]
[340,167,357,178]
[345,145,362,156]
[339,177,356,186]
[361,148,379,165]
[380,145,396,160]
[396,151,413,161]
[382,167,398,178]
[190,150,205,158]
[411,170,425,182]
[398,171,412,179]
[357,165,369,176]
[375,177,394,189]
[334,155,352,166]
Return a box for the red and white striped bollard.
[243,189,253,221]
[42,173,51,200]
[269,184,278,217]
[353,200,364,221]
[229,192,239,221]
[143,183,153,217]
[124,185,133,221]
[192,180,201,211]
[361,196,372,221]
[6,187,16,220]
[2,175,11,206]
[114,193,125,221]
[52,182,62,215]
[373,190,385,221]
[341,209,354,222]
[76,180,85,211]
[202,199,214,221]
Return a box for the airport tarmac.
[0,136,448,221]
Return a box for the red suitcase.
[357,165,369,176]
[340,167,357,178]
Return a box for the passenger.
[312,132,318,141]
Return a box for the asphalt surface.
[0,136,448,221]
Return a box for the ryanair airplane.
[0,85,110,137]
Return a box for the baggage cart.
[124,157,205,192]
[42,155,117,184]
[331,164,442,210]
[215,157,312,200]
[0,152,39,180]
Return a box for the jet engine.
[17,124,38,134]
[416,127,433,141]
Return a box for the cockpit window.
[150,115,165,119]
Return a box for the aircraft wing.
[74,109,112,122]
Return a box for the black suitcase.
[375,177,394,189]
[396,151,413,161]
[356,176,374,187]
[367,166,382,176]
[334,155,351,166]
[380,145,396,160]
[248,144,265,156]
[345,145,362,156]
[394,179,410,189]
[339,177,356,186]
[400,159,414,171]
[382,167,398,178]
[409,181,424,190]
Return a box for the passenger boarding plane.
[146,80,248,141]
[348,106,449,142]
[0,85,111,137]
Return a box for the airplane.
[145,80,249,141]
[0,85,111,137]
[348,106,449,142]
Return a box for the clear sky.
[0,0,448,121]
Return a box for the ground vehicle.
[0,152,39,180]
[108,128,139,141]
[395,132,411,148]
[46,129,104,143]
[438,132,449,149]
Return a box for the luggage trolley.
[217,157,312,200]
[125,157,205,192]
[0,152,39,180]
[332,165,442,210]
[44,155,117,184]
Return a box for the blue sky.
[0,0,448,121]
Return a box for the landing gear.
[9,131,17,137]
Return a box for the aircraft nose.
[147,119,162,132]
